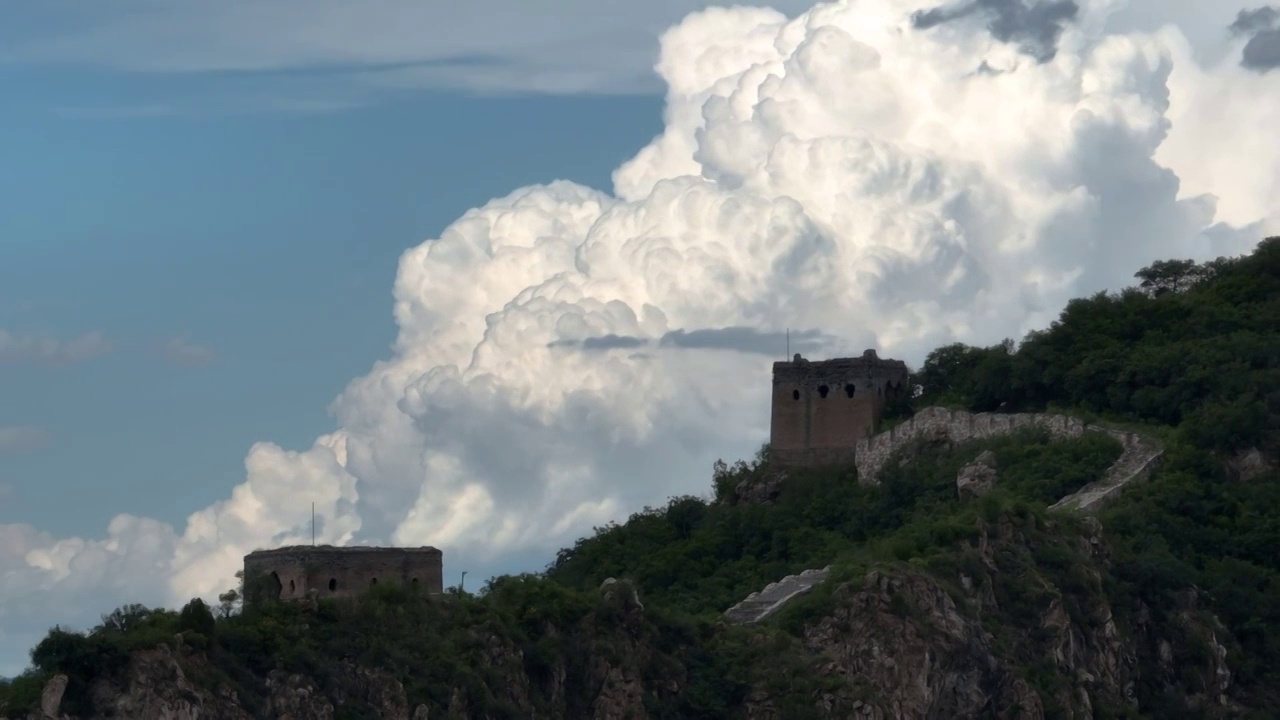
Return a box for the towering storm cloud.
[2,0,1278,674]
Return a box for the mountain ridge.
[2,237,1277,719]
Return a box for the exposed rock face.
[805,570,1044,719]
[19,643,411,720]
[266,664,409,720]
[1225,446,1276,481]
[734,470,787,505]
[86,645,250,720]
[38,674,66,720]
[956,449,999,498]
[725,515,1236,718]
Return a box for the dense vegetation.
[910,239,1280,699]
[2,238,1276,719]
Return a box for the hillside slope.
[2,237,1276,719]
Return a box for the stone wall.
[243,545,444,605]
[854,407,1088,483]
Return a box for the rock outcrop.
[38,674,66,720]
[956,449,999,498]
[731,513,1235,718]
[733,471,787,505]
[1225,446,1276,481]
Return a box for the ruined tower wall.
[770,351,909,467]
[243,545,443,604]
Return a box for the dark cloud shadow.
[1230,7,1280,72]
[548,326,832,357]
[911,0,1080,63]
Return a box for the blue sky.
[0,69,663,538]
[2,0,1277,679]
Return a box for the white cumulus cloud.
[0,426,52,456]
[0,329,111,366]
[1,0,1277,677]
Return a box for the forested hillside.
[2,237,1275,720]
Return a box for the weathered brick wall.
[243,545,444,604]
[853,407,1087,483]
[771,447,859,468]
[770,350,909,467]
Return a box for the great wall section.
[724,407,1164,624]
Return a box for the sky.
[1,0,1278,676]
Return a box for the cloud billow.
[2,0,1279,676]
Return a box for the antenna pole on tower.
[786,328,790,359]
[312,502,315,546]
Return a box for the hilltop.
[2,237,1276,719]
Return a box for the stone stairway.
[1051,428,1163,513]
[723,567,831,624]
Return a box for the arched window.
[844,383,855,398]
[289,579,296,593]
[817,384,829,398]
[328,578,337,592]
[792,389,800,400]
[266,572,283,601]
[411,578,420,588]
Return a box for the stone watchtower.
[242,545,444,605]
[770,349,909,467]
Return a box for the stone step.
[723,566,831,624]
[1051,428,1163,513]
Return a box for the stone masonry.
[854,407,1088,484]
[727,407,1164,624]
[723,567,832,624]
[770,350,909,468]
[243,545,443,605]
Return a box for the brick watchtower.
[769,349,909,467]
[242,545,443,605]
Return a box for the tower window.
[792,389,800,400]
[328,578,337,592]
[844,383,855,398]
[370,577,378,588]
[817,384,829,398]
